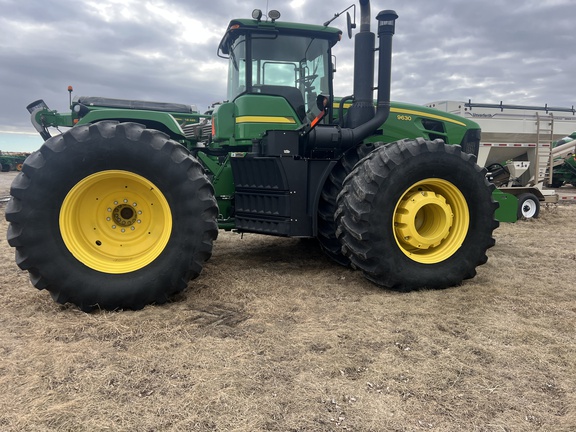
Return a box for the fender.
[77,109,187,140]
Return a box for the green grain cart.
[6,1,498,311]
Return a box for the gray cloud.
[1,0,574,136]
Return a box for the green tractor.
[6,1,498,311]
[549,132,576,188]
[0,151,28,172]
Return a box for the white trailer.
[426,100,576,218]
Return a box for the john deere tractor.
[6,1,498,311]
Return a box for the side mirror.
[316,94,329,112]
[346,12,356,39]
[300,94,330,136]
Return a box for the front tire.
[6,121,218,311]
[336,138,499,290]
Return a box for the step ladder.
[535,112,554,185]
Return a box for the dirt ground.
[1,170,575,432]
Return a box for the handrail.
[465,99,575,114]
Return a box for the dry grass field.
[1,170,575,431]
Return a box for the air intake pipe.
[306,7,398,151]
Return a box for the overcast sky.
[1,0,574,151]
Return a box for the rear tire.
[317,143,380,265]
[517,193,540,219]
[336,138,498,290]
[5,121,218,311]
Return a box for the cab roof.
[219,18,342,56]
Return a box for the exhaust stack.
[350,9,398,141]
[345,0,375,129]
[307,5,398,150]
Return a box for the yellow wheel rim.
[60,170,172,273]
[393,179,469,264]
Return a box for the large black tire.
[317,143,380,265]
[5,121,218,311]
[548,179,564,189]
[336,138,499,290]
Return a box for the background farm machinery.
[0,151,29,172]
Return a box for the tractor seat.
[253,85,306,121]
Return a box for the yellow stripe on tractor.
[236,116,296,124]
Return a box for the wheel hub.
[60,170,172,273]
[521,201,536,218]
[395,190,453,250]
[393,179,469,264]
[110,202,140,231]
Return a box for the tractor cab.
[213,12,342,146]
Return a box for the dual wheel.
[6,122,218,311]
[322,138,499,290]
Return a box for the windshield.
[227,34,331,118]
